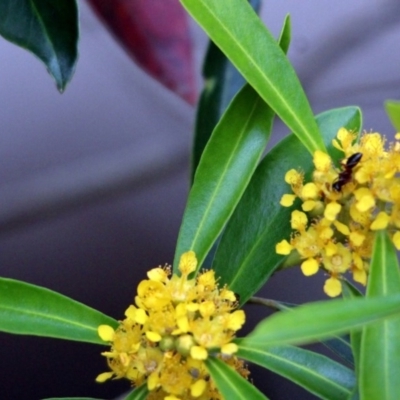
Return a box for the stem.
[247,296,293,311]
[279,250,302,269]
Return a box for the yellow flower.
[300,258,319,276]
[291,210,308,231]
[96,251,248,399]
[370,211,390,230]
[313,150,332,172]
[301,182,319,199]
[276,128,400,296]
[98,325,114,342]
[322,243,352,274]
[324,276,343,297]
[280,193,296,207]
[276,239,293,255]
[324,202,341,221]
[393,231,400,250]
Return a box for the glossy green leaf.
[123,384,149,400]
[236,342,355,400]
[213,106,362,303]
[205,357,268,400]
[239,294,400,347]
[0,0,79,91]
[180,0,325,154]
[192,0,262,179]
[173,83,274,271]
[0,278,117,344]
[359,231,400,400]
[384,100,400,131]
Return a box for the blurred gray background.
[0,0,399,399]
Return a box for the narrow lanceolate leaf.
[384,100,400,131]
[236,342,355,400]
[180,0,325,154]
[174,13,291,272]
[173,83,274,271]
[213,106,361,304]
[239,295,400,347]
[359,231,400,400]
[192,0,262,178]
[205,357,268,400]
[123,384,149,400]
[0,0,79,91]
[0,278,117,344]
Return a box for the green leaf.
[384,100,400,131]
[174,14,294,272]
[348,388,360,400]
[0,0,79,91]
[342,281,363,377]
[180,0,325,154]
[321,335,354,368]
[205,357,268,400]
[213,106,362,304]
[239,294,400,347]
[0,278,117,344]
[42,398,105,400]
[123,384,149,400]
[278,14,291,55]
[359,231,400,400]
[192,0,262,179]
[173,83,274,271]
[236,342,355,400]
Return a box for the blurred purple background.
[0,0,399,399]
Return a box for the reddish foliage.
[88,0,197,104]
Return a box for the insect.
[332,152,362,192]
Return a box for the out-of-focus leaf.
[236,342,355,400]
[342,281,363,375]
[384,100,400,131]
[0,0,78,92]
[88,0,196,104]
[213,106,362,304]
[43,398,104,400]
[180,0,324,153]
[123,384,149,400]
[0,278,117,344]
[192,0,262,177]
[205,357,268,400]
[348,388,360,400]
[321,335,354,367]
[359,231,400,400]
[239,294,400,347]
[173,84,274,271]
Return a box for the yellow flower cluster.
[276,128,400,297]
[96,251,247,400]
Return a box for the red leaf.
[87,0,197,104]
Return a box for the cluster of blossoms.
[276,128,400,297]
[96,251,248,400]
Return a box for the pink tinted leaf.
[88,0,197,104]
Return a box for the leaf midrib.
[189,97,263,265]
[189,0,318,152]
